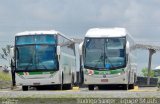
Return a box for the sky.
[0,0,160,74]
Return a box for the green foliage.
[0,71,11,89]
[0,71,11,81]
[141,67,155,77]
[0,45,12,68]
[0,45,12,61]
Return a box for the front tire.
[63,75,74,90]
[129,84,134,89]
[123,84,128,90]
[88,85,94,90]
[22,86,28,91]
[59,73,64,90]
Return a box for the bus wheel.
[64,76,74,90]
[88,85,94,90]
[22,86,28,91]
[129,84,134,89]
[60,74,64,90]
[69,75,74,89]
[123,84,128,90]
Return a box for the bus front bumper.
[84,74,128,85]
[15,71,61,86]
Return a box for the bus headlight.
[118,72,125,75]
[118,73,121,75]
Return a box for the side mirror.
[126,41,130,54]
[57,45,61,55]
[79,42,83,55]
[10,47,15,68]
[57,46,61,61]
[10,47,15,58]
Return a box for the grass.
[0,70,11,89]
[0,98,77,104]
[0,97,160,104]
[0,71,11,81]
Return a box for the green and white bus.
[11,30,76,91]
[79,28,137,90]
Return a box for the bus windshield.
[84,37,126,70]
[15,35,58,71]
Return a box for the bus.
[79,28,137,90]
[11,30,76,91]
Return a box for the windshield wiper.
[36,56,48,70]
[84,54,106,70]
[24,58,33,71]
[38,63,48,70]
[105,55,114,69]
[92,54,104,69]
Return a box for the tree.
[0,45,12,69]
[141,67,155,77]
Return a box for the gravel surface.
[0,88,160,104]
[0,90,160,98]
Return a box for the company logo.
[103,74,106,78]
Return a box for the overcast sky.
[0,0,160,74]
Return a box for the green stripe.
[16,71,55,75]
[86,69,124,75]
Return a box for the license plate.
[101,79,108,82]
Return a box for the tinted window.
[16,35,56,45]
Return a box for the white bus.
[11,30,76,91]
[79,28,137,90]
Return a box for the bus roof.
[85,28,127,38]
[15,30,59,36]
[15,30,74,42]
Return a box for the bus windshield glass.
[84,37,126,70]
[16,35,56,45]
[15,35,58,71]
